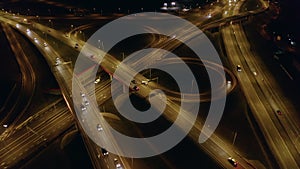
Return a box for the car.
[101,148,109,156]
[133,85,139,91]
[276,110,282,115]
[80,92,85,97]
[130,80,139,91]
[80,104,86,111]
[74,43,79,49]
[84,100,89,106]
[43,42,48,47]
[26,28,30,32]
[131,80,137,84]
[97,124,103,131]
[114,158,122,168]
[94,78,100,84]
[237,65,242,72]
[141,80,149,85]
[55,57,61,65]
[228,157,238,167]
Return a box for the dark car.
[276,110,282,115]
[114,158,122,168]
[133,85,139,91]
[131,80,137,84]
[237,65,242,72]
[228,157,238,167]
[101,148,109,156]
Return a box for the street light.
[97,40,101,48]
[36,15,40,22]
[121,52,125,60]
[79,30,85,41]
[48,19,53,28]
[232,131,237,146]
[48,8,51,16]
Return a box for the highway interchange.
[0,0,299,169]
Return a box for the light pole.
[36,15,40,22]
[98,40,101,48]
[79,31,85,41]
[121,52,125,60]
[191,79,195,92]
[48,8,51,16]
[48,19,53,28]
[101,41,104,50]
[43,31,48,41]
[232,131,237,146]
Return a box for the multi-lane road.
[0,23,36,140]
[0,99,73,169]
[221,0,300,168]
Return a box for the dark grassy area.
[0,24,21,110]
[21,128,93,169]
[243,18,300,115]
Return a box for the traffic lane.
[0,23,36,139]
[233,24,300,165]
[0,107,69,158]
[0,108,72,168]
[222,25,298,168]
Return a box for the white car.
[114,158,122,168]
[80,104,86,111]
[228,157,238,167]
[237,65,242,72]
[141,80,149,85]
[94,78,100,84]
[97,124,103,131]
[84,100,89,106]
